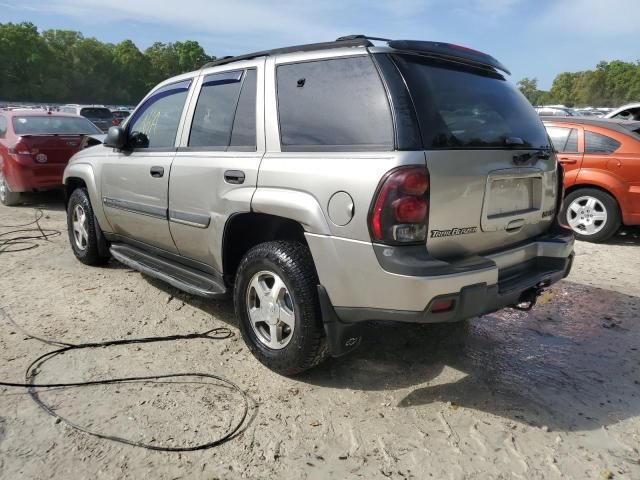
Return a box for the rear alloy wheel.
[0,172,21,206]
[235,241,328,375]
[563,188,620,243]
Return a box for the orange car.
[543,117,640,242]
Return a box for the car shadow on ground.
[6,189,66,212]
[136,273,640,433]
[299,279,640,433]
[607,226,640,246]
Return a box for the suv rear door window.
[546,126,578,153]
[189,69,256,149]
[276,56,393,151]
[585,131,620,154]
[392,54,550,150]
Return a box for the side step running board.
[110,244,227,299]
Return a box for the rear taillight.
[369,166,429,244]
[8,140,32,156]
[112,118,121,126]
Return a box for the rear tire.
[562,188,620,243]
[0,172,21,206]
[66,188,110,265]
[234,241,328,375]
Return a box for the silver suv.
[63,36,575,374]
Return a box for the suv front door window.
[101,80,192,252]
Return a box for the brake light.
[8,141,32,156]
[369,166,429,244]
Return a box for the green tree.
[517,77,541,105]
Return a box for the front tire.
[562,188,620,243]
[66,188,110,265]
[234,241,328,375]
[0,172,21,206]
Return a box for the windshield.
[12,116,102,135]
[392,54,550,150]
[80,108,112,119]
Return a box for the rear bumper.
[308,226,575,356]
[4,158,66,192]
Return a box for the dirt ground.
[1,192,639,480]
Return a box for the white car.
[605,102,640,121]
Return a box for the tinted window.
[0,116,6,136]
[80,108,112,119]
[230,70,257,149]
[585,131,620,154]
[12,116,102,135]
[546,126,578,153]
[277,56,393,150]
[189,70,244,148]
[128,85,189,149]
[393,54,550,150]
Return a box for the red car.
[543,117,640,242]
[0,110,102,206]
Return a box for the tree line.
[0,22,215,105]
[518,60,640,108]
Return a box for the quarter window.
[546,126,578,153]
[0,116,6,137]
[127,81,190,149]
[189,69,257,149]
[276,56,393,151]
[585,131,620,154]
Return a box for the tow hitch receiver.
[512,283,552,312]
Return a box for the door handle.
[558,158,577,164]
[150,166,164,178]
[224,170,245,184]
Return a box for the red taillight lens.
[8,141,31,156]
[399,170,428,196]
[369,166,429,244]
[393,196,427,223]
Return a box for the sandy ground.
[1,192,639,480]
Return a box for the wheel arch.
[221,212,310,286]
[63,163,111,232]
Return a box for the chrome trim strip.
[103,197,167,219]
[168,209,211,228]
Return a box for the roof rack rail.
[201,37,373,69]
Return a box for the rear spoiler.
[388,40,511,75]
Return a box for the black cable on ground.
[0,209,61,253]
[0,306,255,452]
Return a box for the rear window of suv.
[392,54,550,150]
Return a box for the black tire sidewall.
[67,188,108,265]
[234,241,326,375]
[562,188,621,243]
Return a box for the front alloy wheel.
[71,204,89,251]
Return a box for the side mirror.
[104,126,127,149]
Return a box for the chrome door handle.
[224,170,245,184]
[150,166,164,177]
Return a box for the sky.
[1,0,638,89]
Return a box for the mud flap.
[317,285,363,357]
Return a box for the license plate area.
[487,177,539,218]
[481,169,543,232]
